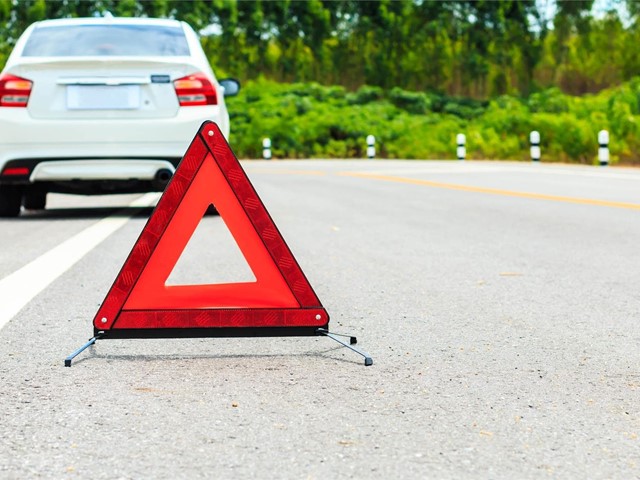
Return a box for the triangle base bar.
[96,326,323,339]
[63,327,373,367]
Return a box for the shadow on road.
[14,206,156,221]
[67,344,365,367]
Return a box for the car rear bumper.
[0,105,230,172]
[30,159,176,181]
[0,157,179,193]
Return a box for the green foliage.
[528,88,569,113]
[532,114,596,162]
[0,0,637,100]
[389,87,431,114]
[226,78,640,164]
[346,85,384,105]
[2,1,640,163]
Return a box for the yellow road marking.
[339,172,640,211]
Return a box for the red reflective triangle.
[93,122,328,331]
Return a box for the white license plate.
[66,85,141,110]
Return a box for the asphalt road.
[1,160,639,479]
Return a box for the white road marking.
[0,193,159,331]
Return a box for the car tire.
[0,186,23,217]
[23,188,47,210]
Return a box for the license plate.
[66,85,141,110]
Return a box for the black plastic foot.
[316,329,373,366]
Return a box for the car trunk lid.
[10,58,202,119]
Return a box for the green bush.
[389,87,431,114]
[528,88,569,113]
[346,85,384,105]
[225,78,640,163]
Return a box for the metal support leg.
[64,334,101,367]
[317,329,373,366]
[320,330,358,345]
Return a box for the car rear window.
[21,24,190,57]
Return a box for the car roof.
[31,17,184,29]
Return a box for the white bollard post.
[366,135,376,159]
[530,130,541,162]
[262,137,272,160]
[598,130,609,166]
[456,133,466,161]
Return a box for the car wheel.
[0,186,23,217]
[23,188,47,210]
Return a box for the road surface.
[1,160,639,478]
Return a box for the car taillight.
[0,74,32,107]
[1,167,30,176]
[173,73,217,106]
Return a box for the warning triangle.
[93,121,328,334]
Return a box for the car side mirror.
[219,78,240,97]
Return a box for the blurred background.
[2,0,638,163]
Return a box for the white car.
[0,15,239,217]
